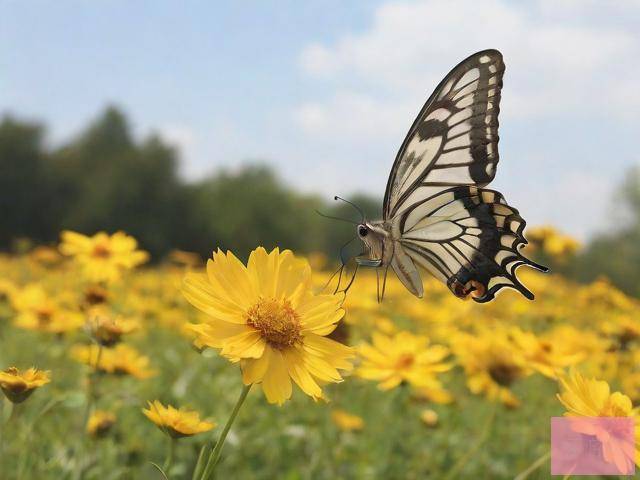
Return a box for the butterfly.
[351,49,548,303]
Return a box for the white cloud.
[295,0,639,137]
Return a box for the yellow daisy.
[331,409,364,432]
[59,230,148,283]
[87,410,117,438]
[356,331,451,390]
[70,344,156,379]
[183,247,354,405]
[0,367,51,403]
[10,284,83,334]
[83,284,110,307]
[142,400,215,438]
[508,327,583,379]
[557,370,640,473]
[86,307,139,346]
[420,409,439,427]
[454,330,530,408]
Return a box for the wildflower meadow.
[0,228,638,479]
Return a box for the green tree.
[573,166,640,297]
[185,165,325,258]
[50,106,186,257]
[0,116,53,246]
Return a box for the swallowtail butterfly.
[353,49,548,303]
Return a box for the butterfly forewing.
[384,49,504,220]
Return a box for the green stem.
[200,383,252,480]
[8,402,19,423]
[163,437,176,473]
[74,344,103,480]
[191,444,208,480]
[514,450,550,480]
[443,402,497,480]
[82,344,103,424]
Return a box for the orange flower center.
[36,306,54,324]
[395,353,415,370]
[247,298,302,349]
[488,362,522,386]
[92,243,112,259]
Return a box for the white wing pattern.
[384,50,547,302]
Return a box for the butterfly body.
[353,49,548,303]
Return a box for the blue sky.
[1,0,639,239]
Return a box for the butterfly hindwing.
[398,186,548,302]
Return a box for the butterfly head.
[356,221,386,267]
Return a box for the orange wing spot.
[466,280,486,299]
[448,277,486,300]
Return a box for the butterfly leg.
[380,263,390,302]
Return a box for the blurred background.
[1,1,638,297]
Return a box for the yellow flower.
[86,307,139,346]
[454,330,530,407]
[0,278,17,301]
[508,327,583,379]
[357,331,451,390]
[557,370,640,473]
[71,344,156,379]
[10,284,83,333]
[29,246,62,266]
[59,230,148,283]
[600,315,640,351]
[331,409,364,432]
[142,400,215,438]
[374,316,397,335]
[83,285,110,307]
[413,386,454,405]
[527,225,580,259]
[87,410,117,438]
[0,367,51,403]
[183,247,354,405]
[168,249,202,268]
[420,409,439,427]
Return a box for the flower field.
[0,230,638,479]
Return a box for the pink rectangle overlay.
[551,417,635,475]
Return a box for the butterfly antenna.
[315,209,359,225]
[334,196,365,223]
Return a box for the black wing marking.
[384,49,504,220]
[399,186,548,303]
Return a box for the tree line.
[0,106,377,261]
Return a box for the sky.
[1,0,639,239]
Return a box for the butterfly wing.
[384,49,503,221]
[383,50,547,302]
[397,186,547,302]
